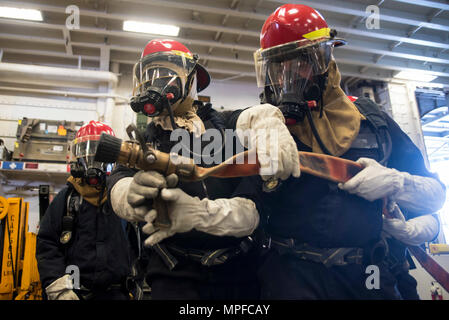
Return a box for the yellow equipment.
[429,243,449,255]
[0,196,42,300]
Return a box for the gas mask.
[69,133,111,186]
[255,39,337,123]
[266,72,327,124]
[69,159,108,186]
[131,50,199,121]
[130,67,183,117]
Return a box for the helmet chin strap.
[166,95,179,130]
[165,72,195,130]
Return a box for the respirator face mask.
[268,59,323,118]
[69,136,110,186]
[131,50,198,118]
[130,66,184,117]
[255,39,334,122]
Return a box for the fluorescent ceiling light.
[123,20,179,36]
[0,7,43,21]
[394,70,437,82]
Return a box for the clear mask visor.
[132,65,183,97]
[70,135,106,169]
[254,39,334,88]
[132,51,196,97]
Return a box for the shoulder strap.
[353,98,392,165]
[353,97,388,130]
[60,186,81,245]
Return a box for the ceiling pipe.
[0,86,129,102]
[0,62,118,86]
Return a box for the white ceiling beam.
[341,42,449,65]
[5,1,449,52]
[117,0,449,31]
[2,48,100,61]
[2,32,449,80]
[386,7,444,52]
[335,54,449,78]
[2,16,448,67]
[392,0,449,11]
[113,0,267,20]
[4,1,260,38]
[336,24,449,50]
[0,31,65,45]
[0,49,428,87]
[0,18,258,51]
[1,8,448,55]
[268,0,449,32]
[4,46,449,88]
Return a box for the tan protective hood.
[151,99,205,134]
[67,176,107,207]
[288,60,365,156]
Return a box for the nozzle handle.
[153,195,171,229]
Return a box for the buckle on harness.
[155,237,255,269]
[270,237,364,267]
[200,237,254,266]
[322,248,355,267]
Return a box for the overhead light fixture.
[394,70,438,82]
[123,20,179,37]
[0,6,43,21]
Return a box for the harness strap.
[60,188,82,245]
[153,237,254,269]
[153,243,178,271]
[353,97,392,165]
[270,237,364,267]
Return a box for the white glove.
[338,158,446,213]
[382,203,439,246]
[141,188,259,246]
[45,274,79,300]
[110,171,178,222]
[393,171,446,214]
[236,104,301,181]
[338,157,404,201]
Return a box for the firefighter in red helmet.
[228,4,445,299]
[37,121,140,300]
[69,120,115,186]
[108,39,261,299]
[129,39,210,131]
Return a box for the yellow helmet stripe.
[303,27,330,40]
[171,50,193,59]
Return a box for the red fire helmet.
[76,120,115,142]
[260,4,332,50]
[138,39,210,92]
[254,4,346,90]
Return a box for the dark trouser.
[146,247,260,300]
[257,250,400,300]
[150,275,260,300]
[75,285,130,301]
